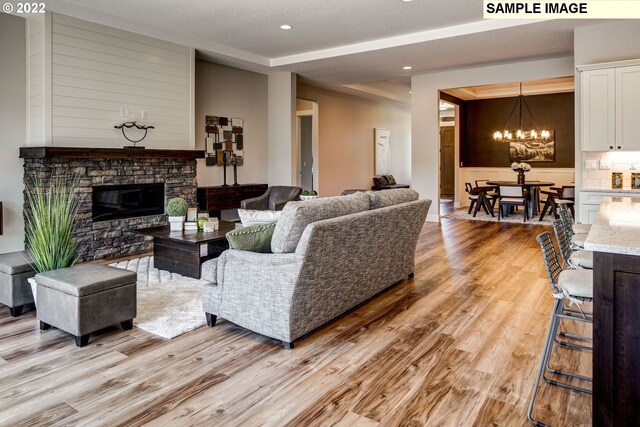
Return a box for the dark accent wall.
[462,92,575,168]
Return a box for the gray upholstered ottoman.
[36,264,137,347]
[0,251,35,317]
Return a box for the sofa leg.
[39,321,51,330]
[121,319,133,330]
[9,305,23,317]
[282,341,294,350]
[74,334,90,347]
[205,313,217,327]
[408,272,415,279]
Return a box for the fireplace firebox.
[92,183,165,222]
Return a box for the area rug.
[109,256,208,339]
[442,209,554,226]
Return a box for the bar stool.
[551,220,593,270]
[557,204,586,249]
[528,231,593,427]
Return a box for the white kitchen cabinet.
[616,65,640,151]
[581,68,615,151]
[580,60,640,152]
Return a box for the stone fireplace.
[20,147,204,261]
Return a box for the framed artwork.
[204,116,245,167]
[374,128,391,175]
[509,130,556,162]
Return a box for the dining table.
[486,180,555,219]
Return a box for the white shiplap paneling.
[39,13,194,148]
[27,15,45,145]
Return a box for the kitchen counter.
[581,187,640,193]
[584,197,640,255]
[587,196,640,425]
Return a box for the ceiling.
[43,1,606,103]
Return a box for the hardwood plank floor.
[0,218,591,426]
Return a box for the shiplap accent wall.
[27,15,47,145]
[27,13,194,149]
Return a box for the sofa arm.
[241,193,269,210]
[216,249,302,294]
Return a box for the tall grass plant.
[24,174,81,273]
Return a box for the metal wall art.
[204,116,244,169]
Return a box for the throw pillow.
[385,175,397,185]
[237,209,282,227]
[375,175,389,186]
[226,222,277,253]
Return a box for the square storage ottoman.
[35,264,137,347]
[0,251,35,317]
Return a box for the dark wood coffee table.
[136,221,236,279]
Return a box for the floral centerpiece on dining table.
[511,162,531,185]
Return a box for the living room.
[1,2,640,425]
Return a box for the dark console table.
[197,184,268,219]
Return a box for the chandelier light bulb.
[531,130,538,139]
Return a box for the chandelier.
[493,83,550,142]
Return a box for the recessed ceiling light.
[280,24,292,30]
[402,0,413,2]
[403,66,412,70]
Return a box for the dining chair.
[528,231,593,427]
[539,185,575,221]
[498,185,528,222]
[464,182,492,217]
[474,180,498,214]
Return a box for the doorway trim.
[295,100,319,192]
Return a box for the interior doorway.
[439,100,456,214]
[296,99,319,192]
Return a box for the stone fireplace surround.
[20,147,204,261]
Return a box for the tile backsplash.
[583,151,640,189]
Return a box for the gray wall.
[0,13,26,252]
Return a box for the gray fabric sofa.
[201,189,431,348]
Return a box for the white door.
[616,65,640,151]
[581,68,615,151]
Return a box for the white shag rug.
[442,209,554,226]
[109,256,208,339]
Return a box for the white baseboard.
[426,213,439,223]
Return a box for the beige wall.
[195,60,269,187]
[0,14,26,253]
[297,83,411,197]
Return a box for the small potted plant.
[299,190,318,201]
[166,197,188,231]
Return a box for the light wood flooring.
[0,218,592,426]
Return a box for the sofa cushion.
[237,209,282,227]
[366,188,419,209]
[226,222,277,253]
[0,251,34,275]
[271,192,370,253]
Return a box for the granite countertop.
[581,188,640,193]
[584,197,640,256]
